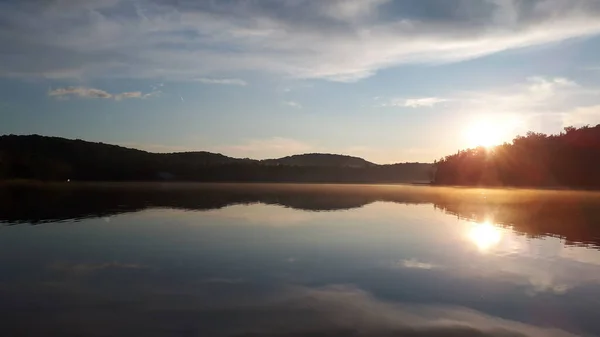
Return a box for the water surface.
[1,183,600,337]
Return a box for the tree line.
[434,125,600,188]
[0,135,432,183]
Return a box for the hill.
[263,153,375,168]
[0,135,433,183]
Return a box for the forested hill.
[0,135,433,183]
[434,125,600,188]
[262,153,375,168]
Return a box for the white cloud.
[114,91,142,100]
[48,86,112,99]
[321,0,390,21]
[194,78,248,86]
[376,97,447,108]
[283,100,302,109]
[561,105,600,127]
[484,253,600,296]
[159,284,579,337]
[3,1,600,82]
[455,79,572,120]
[48,86,160,101]
[526,77,578,96]
[404,97,448,108]
[398,258,439,270]
[423,76,600,136]
[487,77,600,129]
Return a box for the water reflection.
[2,183,600,249]
[1,183,600,336]
[469,221,503,251]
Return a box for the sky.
[1,0,600,163]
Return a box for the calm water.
[1,183,600,337]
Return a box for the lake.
[1,183,600,337]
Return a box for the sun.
[465,120,504,148]
[463,114,524,149]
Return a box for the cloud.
[114,91,142,100]
[145,284,577,337]
[3,1,600,82]
[399,258,439,270]
[484,77,600,130]
[404,97,448,108]
[561,105,600,127]
[526,77,578,95]
[417,76,600,137]
[2,279,581,336]
[48,86,159,101]
[379,97,448,108]
[283,100,302,109]
[48,86,112,99]
[484,256,598,296]
[194,77,248,86]
[451,77,583,118]
[320,0,390,21]
[247,285,578,337]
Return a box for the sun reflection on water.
[469,221,502,251]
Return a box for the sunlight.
[468,221,502,251]
[465,120,504,148]
[463,115,523,149]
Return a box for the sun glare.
[463,115,524,149]
[465,120,504,148]
[468,221,502,251]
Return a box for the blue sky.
[2,0,600,163]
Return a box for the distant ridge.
[262,153,375,168]
[0,134,433,182]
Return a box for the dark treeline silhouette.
[3,182,600,249]
[435,125,600,188]
[0,135,432,183]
